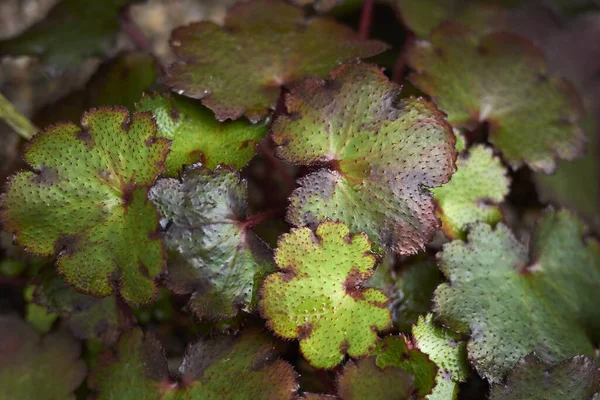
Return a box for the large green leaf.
[273,61,456,255]
[0,315,87,400]
[149,166,275,320]
[260,221,391,369]
[0,0,136,71]
[92,328,298,399]
[490,353,600,399]
[408,24,585,173]
[166,0,388,121]
[137,94,267,177]
[435,210,600,382]
[1,107,170,306]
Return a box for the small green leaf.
[24,285,58,333]
[92,328,298,399]
[274,61,456,255]
[412,314,469,400]
[260,221,391,369]
[35,52,158,127]
[336,358,414,400]
[137,94,267,177]
[435,210,600,382]
[490,353,600,399]
[0,315,87,400]
[432,144,510,238]
[1,107,170,306]
[372,336,438,397]
[149,166,275,320]
[167,0,388,121]
[408,24,585,173]
[0,0,137,71]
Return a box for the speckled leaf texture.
[336,358,414,400]
[166,0,388,122]
[1,107,170,306]
[412,314,469,400]
[408,24,585,173]
[137,94,268,177]
[0,0,136,71]
[260,221,391,369]
[273,61,456,255]
[490,353,600,400]
[149,166,275,320]
[432,144,509,239]
[435,210,600,382]
[0,315,87,400]
[92,328,298,399]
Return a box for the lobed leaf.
[1,107,170,306]
[92,328,298,399]
[166,0,388,121]
[431,144,510,239]
[274,61,456,255]
[137,94,267,177]
[260,221,391,369]
[435,210,600,382]
[408,24,585,173]
[412,314,469,400]
[490,353,600,399]
[149,166,275,320]
[0,315,87,400]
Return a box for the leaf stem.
[392,31,414,83]
[119,7,166,75]
[244,209,284,229]
[0,92,37,140]
[358,0,374,40]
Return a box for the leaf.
[149,165,275,320]
[91,328,298,399]
[372,336,438,397]
[368,254,442,332]
[166,0,388,122]
[1,107,170,306]
[260,221,391,369]
[24,285,59,333]
[431,144,510,239]
[35,52,158,128]
[289,0,345,12]
[273,61,456,255]
[0,315,87,400]
[0,0,136,71]
[33,268,130,344]
[137,94,267,177]
[434,210,600,382]
[336,358,414,400]
[412,314,469,400]
[408,24,586,173]
[0,91,37,140]
[490,353,600,400]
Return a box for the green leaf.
[408,24,585,173]
[260,221,391,369]
[412,314,469,400]
[0,92,37,140]
[0,315,87,400]
[137,94,267,177]
[149,166,275,320]
[490,353,600,399]
[33,268,130,344]
[273,61,456,255]
[0,0,136,71]
[432,144,510,238]
[92,328,298,399]
[1,107,170,306]
[24,285,59,333]
[166,0,388,122]
[35,52,158,128]
[336,358,414,400]
[368,254,442,332]
[372,336,438,397]
[435,210,600,382]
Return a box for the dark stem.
[358,0,375,40]
[244,209,284,229]
[119,6,166,75]
[392,31,414,83]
